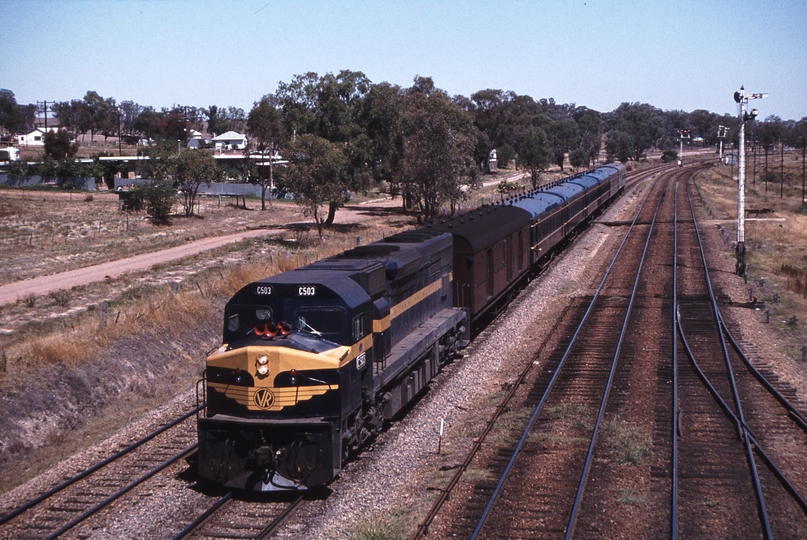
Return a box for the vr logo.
[254,388,275,409]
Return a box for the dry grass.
[3,223,400,369]
[693,159,807,361]
[0,189,304,286]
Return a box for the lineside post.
[733,86,767,277]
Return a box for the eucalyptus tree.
[174,148,218,217]
[548,118,581,170]
[0,89,35,134]
[44,129,79,159]
[247,95,288,209]
[205,105,247,136]
[133,106,160,141]
[572,106,602,165]
[605,130,634,163]
[52,99,85,140]
[608,102,664,160]
[81,90,107,143]
[792,117,807,202]
[283,133,348,237]
[469,88,511,150]
[99,96,119,142]
[275,70,374,225]
[354,81,404,190]
[515,124,551,188]
[118,100,144,139]
[400,76,481,222]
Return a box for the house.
[186,129,209,149]
[15,126,65,146]
[211,131,248,152]
[16,128,48,146]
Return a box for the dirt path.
[0,228,282,306]
[0,177,526,308]
[0,195,405,307]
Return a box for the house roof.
[211,131,247,141]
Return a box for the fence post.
[99,302,109,330]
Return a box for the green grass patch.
[617,487,646,506]
[602,418,652,466]
[353,520,405,540]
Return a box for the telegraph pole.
[734,86,767,277]
[36,100,49,130]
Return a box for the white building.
[186,129,208,149]
[15,126,65,146]
[16,128,48,146]
[211,131,248,152]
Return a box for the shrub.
[569,148,589,169]
[49,290,71,307]
[353,521,405,540]
[132,180,176,225]
[661,149,678,163]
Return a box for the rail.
[470,172,663,539]
[0,404,203,526]
[685,178,772,539]
[563,172,664,539]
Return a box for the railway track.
[463,166,671,539]
[676,181,807,538]
[172,491,305,540]
[0,406,200,539]
[411,165,668,539]
[415,163,807,538]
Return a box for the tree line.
[2,77,807,228]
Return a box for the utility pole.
[36,100,49,130]
[117,105,123,156]
[717,125,729,163]
[734,86,767,277]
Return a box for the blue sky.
[2,0,806,121]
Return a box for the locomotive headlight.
[257,365,269,376]
[257,355,269,365]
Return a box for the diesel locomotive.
[196,163,626,491]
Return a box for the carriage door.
[505,236,513,282]
[486,248,494,299]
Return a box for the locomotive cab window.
[227,313,239,332]
[352,314,364,341]
[295,307,345,336]
[225,305,275,334]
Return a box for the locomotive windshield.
[295,307,345,336]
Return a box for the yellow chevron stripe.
[208,381,337,411]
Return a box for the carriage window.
[295,307,345,336]
[255,308,272,321]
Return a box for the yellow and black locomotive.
[197,163,626,491]
[197,230,466,490]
